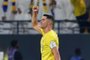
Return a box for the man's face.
[40,16,48,29]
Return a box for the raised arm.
[32,6,42,34]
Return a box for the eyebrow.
[41,18,46,20]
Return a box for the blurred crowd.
[0,0,90,34]
[0,40,23,60]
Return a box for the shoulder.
[48,30,58,41]
[51,30,58,38]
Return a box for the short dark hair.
[43,14,54,22]
[11,40,18,48]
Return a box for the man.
[49,0,57,18]
[70,48,84,60]
[32,6,61,60]
[7,40,23,60]
[54,0,79,34]
[71,0,89,33]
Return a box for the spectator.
[49,0,57,18]
[7,40,23,60]
[2,0,9,20]
[15,8,31,20]
[70,48,84,60]
[54,0,79,34]
[54,0,76,20]
[28,0,34,16]
[85,0,90,33]
[71,0,89,33]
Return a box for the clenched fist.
[32,6,38,13]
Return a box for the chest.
[41,35,49,45]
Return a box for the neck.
[43,26,52,33]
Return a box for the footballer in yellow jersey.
[32,6,61,60]
[41,29,59,60]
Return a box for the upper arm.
[49,38,60,60]
[50,41,59,55]
[51,47,60,60]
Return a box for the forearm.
[51,44,61,60]
[32,12,38,26]
[54,52,61,60]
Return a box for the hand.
[32,6,38,13]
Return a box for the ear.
[47,20,50,24]
[48,20,52,26]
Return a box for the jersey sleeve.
[50,41,57,49]
[47,36,59,49]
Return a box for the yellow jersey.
[71,0,86,16]
[40,29,59,60]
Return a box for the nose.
[40,20,43,23]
